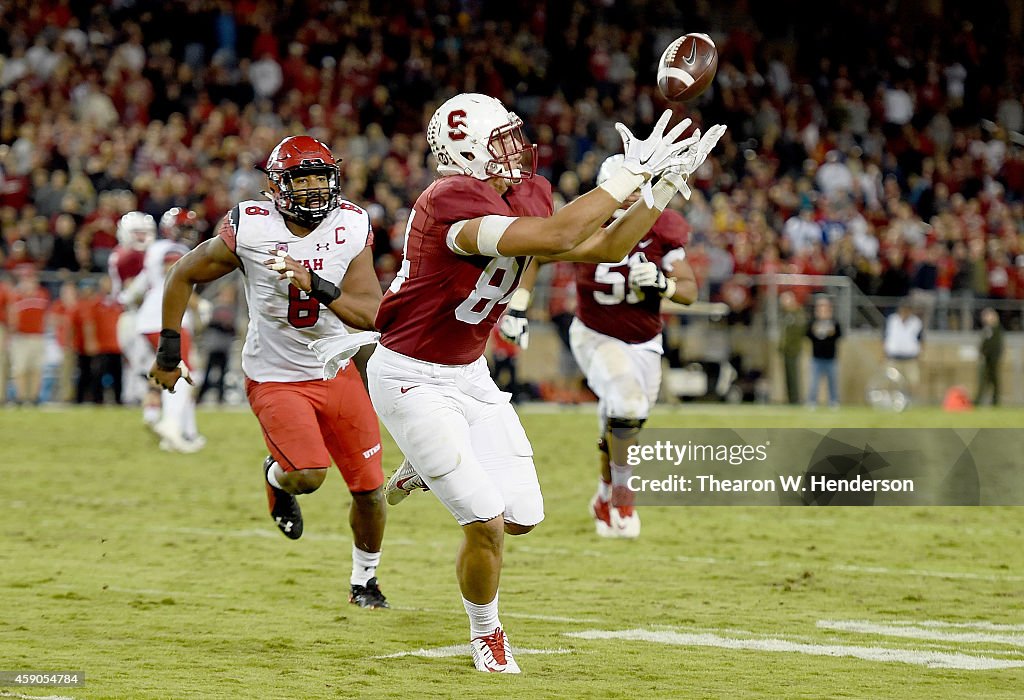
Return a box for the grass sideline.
[1,405,1022,699]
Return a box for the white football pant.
[367,344,544,527]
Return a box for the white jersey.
[135,238,192,335]
[221,199,372,382]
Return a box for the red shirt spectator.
[9,281,50,335]
[89,295,123,354]
[49,294,77,349]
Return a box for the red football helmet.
[159,207,200,248]
[262,135,341,226]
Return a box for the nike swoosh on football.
[682,41,697,66]
[400,386,420,394]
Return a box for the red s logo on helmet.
[447,110,468,141]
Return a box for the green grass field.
[2,405,1023,699]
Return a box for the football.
[657,33,718,102]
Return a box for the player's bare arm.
[543,197,664,262]
[264,246,381,330]
[667,258,698,305]
[148,237,239,390]
[450,184,642,258]
[334,246,382,330]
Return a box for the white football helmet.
[427,93,536,182]
[116,211,156,252]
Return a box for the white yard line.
[565,629,1024,670]
[911,620,1024,631]
[817,620,1024,647]
[373,644,572,659]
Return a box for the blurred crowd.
[1,0,1023,335]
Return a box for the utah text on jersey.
[219,200,373,383]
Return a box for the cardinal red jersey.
[376,175,553,364]
[107,245,146,299]
[575,208,689,344]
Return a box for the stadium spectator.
[70,279,99,404]
[778,290,807,405]
[86,275,124,404]
[975,307,1004,406]
[148,134,392,609]
[7,266,50,405]
[883,302,924,401]
[806,295,842,408]
[49,279,79,403]
[375,92,722,672]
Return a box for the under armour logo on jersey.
[316,242,330,251]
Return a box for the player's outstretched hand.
[615,110,697,179]
[148,360,193,393]
[672,124,728,178]
[264,251,312,291]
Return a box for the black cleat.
[349,577,389,609]
[263,456,303,539]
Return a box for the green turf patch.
[2,407,1022,698]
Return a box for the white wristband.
[477,215,516,256]
[508,287,531,311]
[651,178,678,211]
[597,168,645,203]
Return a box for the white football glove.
[628,253,676,301]
[615,110,697,180]
[667,123,728,178]
[498,288,531,349]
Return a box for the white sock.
[143,405,161,425]
[266,461,284,489]
[351,545,381,587]
[609,461,633,488]
[598,479,612,501]
[182,395,198,438]
[162,386,189,436]
[463,593,501,639]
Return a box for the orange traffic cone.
[942,386,973,412]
